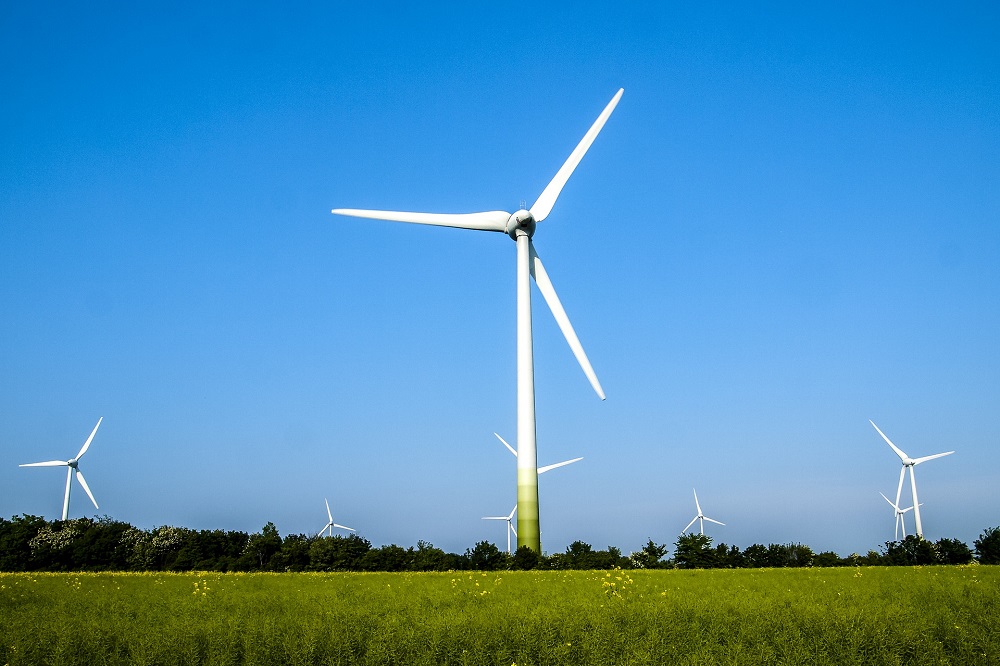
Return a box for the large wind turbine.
[869,420,953,537]
[333,89,622,552]
[482,505,517,554]
[681,489,725,536]
[19,417,103,521]
[879,492,917,541]
[317,498,355,538]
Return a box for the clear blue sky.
[2,2,997,557]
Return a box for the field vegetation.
[2,566,998,665]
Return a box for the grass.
[2,566,998,665]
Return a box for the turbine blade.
[331,209,509,232]
[75,470,99,509]
[682,517,698,534]
[912,451,955,465]
[510,524,517,537]
[693,489,702,515]
[879,492,898,510]
[19,460,70,467]
[508,505,518,520]
[325,498,333,523]
[494,432,518,457]
[332,524,354,532]
[529,241,605,400]
[482,516,507,520]
[869,420,908,462]
[529,88,624,223]
[537,457,583,474]
[705,517,725,526]
[76,417,103,460]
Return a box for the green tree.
[630,539,669,569]
[674,533,714,569]
[244,522,282,570]
[974,526,1000,564]
[511,545,540,570]
[465,541,508,571]
[935,538,973,565]
[0,515,46,571]
[882,536,937,566]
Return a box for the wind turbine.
[333,89,623,552]
[492,432,582,475]
[681,489,725,536]
[482,505,517,554]
[869,420,953,537]
[879,492,918,541]
[19,417,103,521]
[317,498,355,538]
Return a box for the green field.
[2,567,997,665]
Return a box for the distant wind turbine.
[879,492,918,541]
[869,420,953,537]
[333,89,623,552]
[317,498,354,538]
[483,505,517,554]
[492,432,582,475]
[681,489,725,536]
[20,417,103,521]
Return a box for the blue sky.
[2,2,997,557]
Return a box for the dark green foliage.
[511,544,540,570]
[975,526,1000,564]
[0,515,46,570]
[936,537,974,565]
[882,536,938,565]
[674,533,714,569]
[309,533,372,571]
[548,541,630,570]
[630,538,669,569]
[271,533,312,571]
[1,514,990,572]
[813,550,846,567]
[464,540,508,571]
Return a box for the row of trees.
[1,514,998,572]
[669,533,988,569]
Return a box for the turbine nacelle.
[506,209,536,240]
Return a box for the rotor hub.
[506,209,535,240]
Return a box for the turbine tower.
[317,498,355,538]
[879,491,917,541]
[482,505,517,554]
[20,417,103,521]
[869,420,953,538]
[333,89,623,552]
[681,488,725,536]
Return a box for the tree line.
[1,514,998,572]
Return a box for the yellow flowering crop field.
[1,566,997,665]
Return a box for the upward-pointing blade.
[493,432,518,457]
[529,241,605,400]
[325,499,333,523]
[530,88,624,223]
[331,209,510,232]
[76,417,103,460]
[75,470,99,509]
[693,489,702,515]
[869,420,908,462]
